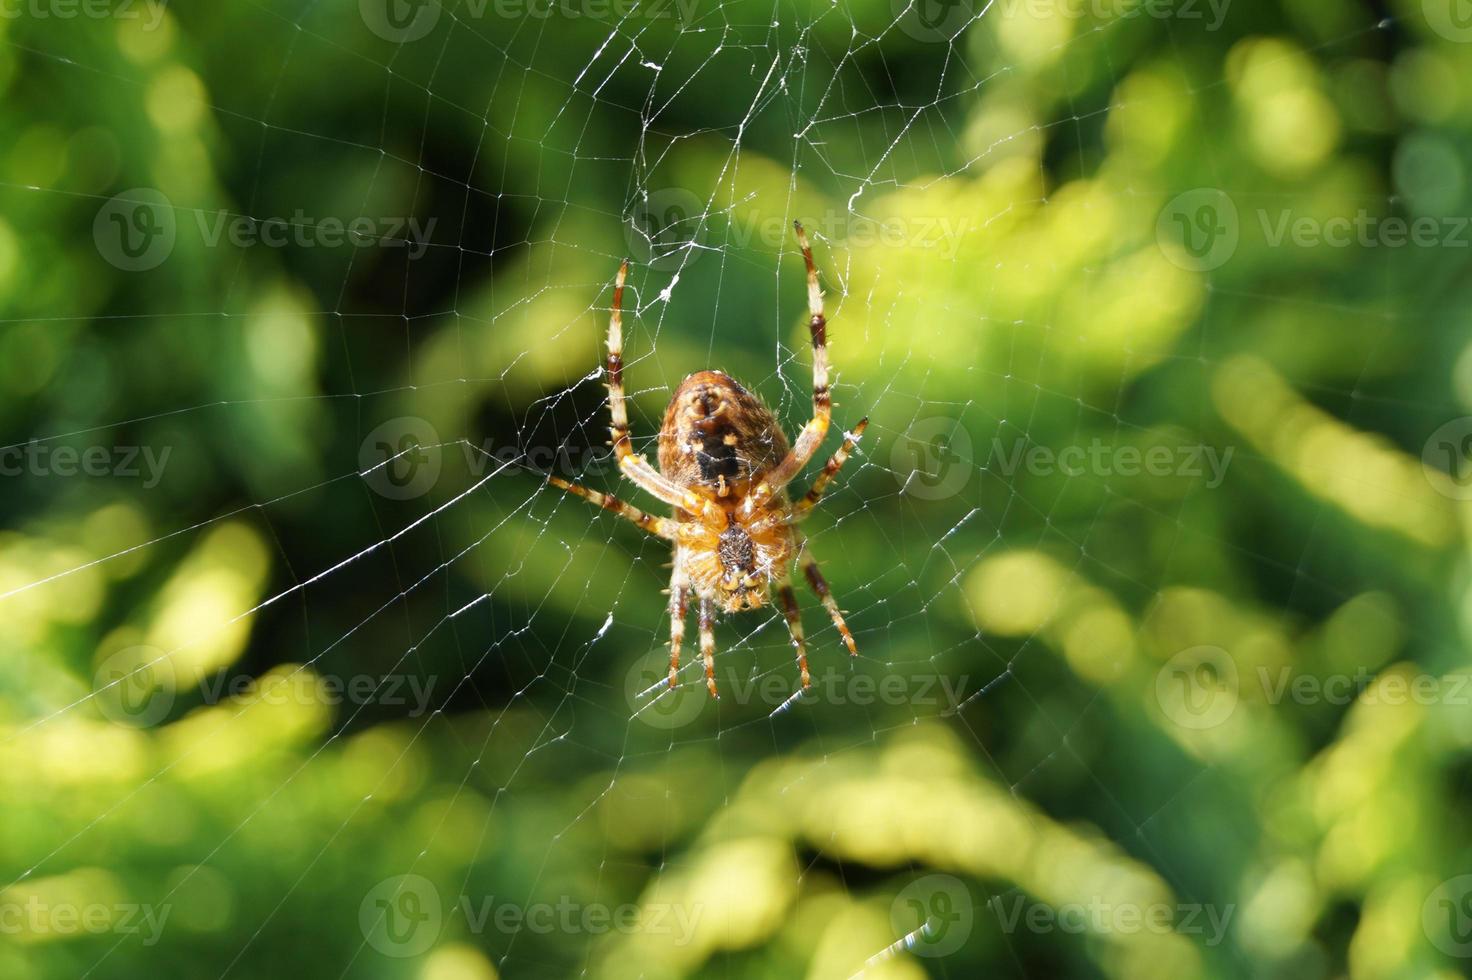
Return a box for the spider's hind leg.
[797,539,858,656]
[667,566,688,689]
[776,580,811,690]
[698,596,719,698]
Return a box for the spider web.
[1,1,1466,978]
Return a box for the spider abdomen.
[657,370,791,497]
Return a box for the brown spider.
[549,222,868,698]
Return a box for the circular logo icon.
[94,646,176,728]
[1156,188,1239,272]
[1155,645,1238,730]
[1424,874,1472,957]
[94,188,175,272]
[1422,417,1472,500]
[360,874,442,958]
[1425,0,1472,43]
[626,188,706,272]
[891,0,977,43]
[624,651,706,730]
[891,416,972,500]
[890,874,972,958]
[359,417,441,500]
[360,0,440,42]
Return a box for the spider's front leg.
[743,221,833,518]
[604,260,719,522]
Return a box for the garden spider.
[549,222,868,698]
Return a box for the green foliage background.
[3,1,1472,978]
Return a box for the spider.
[549,222,868,698]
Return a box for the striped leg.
[699,596,718,698]
[668,567,688,689]
[743,222,833,517]
[604,261,719,521]
[547,477,675,538]
[777,581,811,689]
[794,417,869,518]
[798,541,857,656]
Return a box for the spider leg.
[793,416,869,519]
[742,222,833,517]
[668,565,688,689]
[604,261,720,521]
[797,538,858,656]
[547,477,675,538]
[776,580,811,690]
[698,596,719,699]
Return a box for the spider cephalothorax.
[549,222,867,697]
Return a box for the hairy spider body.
[549,223,868,698]
[660,370,795,612]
